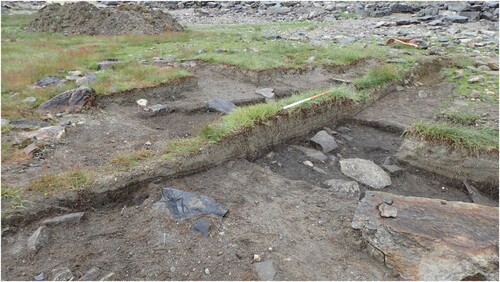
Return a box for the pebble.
[379,203,398,218]
[468,75,484,83]
[303,160,314,167]
[23,97,37,103]
[253,254,262,262]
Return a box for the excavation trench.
[1,58,498,280]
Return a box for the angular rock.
[207,98,237,114]
[395,18,418,26]
[463,181,498,207]
[255,88,274,98]
[382,164,404,176]
[444,15,469,23]
[468,75,484,83]
[389,3,414,13]
[79,266,102,281]
[339,158,391,189]
[290,145,328,162]
[378,202,397,218]
[254,261,277,281]
[97,60,120,70]
[447,2,470,12]
[193,218,209,237]
[27,226,49,252]
[34,273,45,281]
[153,188,228,220]
[99,272,115,281]
[9,119,50,130]
[37,86,95,112]
[266,5,291,15]
[42,212,85,226]
[52,267,74,281]
[487,61,499,71]
[459,11,480,21]
[24,143,41,156]
[22,126,66,141]
[76,77,90,88]
[36,76,62,87]
[143,104,168,116]
[310,130,338,153]
[427,19,443,26]
[352,191,499,281]
[323,179,360,199]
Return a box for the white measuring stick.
[282,97,312,110]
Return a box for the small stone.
[23,143,40,156]
[254,261,277,281]
[418,90,428,98]
[379,203,398,218]
[306,56,315,63]
[310,130,338,153]
[23,97,37,103]
[382,164,404,176]
[145,141,152,146]
[99,272,115,281]
[97,60,119,70]
[253,254,262,262]
[36,76,62,87]
[204,268,210,275]
[79,266,101,281]
[487,61,499,71]
[470,90,480,99]
[383,198,393,205]
[76,77,90,88]
[324,179,360,199]
[303,160,314,167]
[22,126,66,141]
[468,75,483,83]
[42,212,85,226]
[143,104,168,116]
[136,99,148,107]
[290,145,328,162]
[256,88,274,98]
[312,166,327,175]
[27,226,49,252]
[34,273,45,281]
[68,71,82,77]
[52,267,74,281]
[207,98,237,114]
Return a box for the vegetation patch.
[109,149,154,171]
[405,120,499,154]
[353,64,400,90]
[436,111,481,126]
[1,186,27,209]
[27,170,94,194]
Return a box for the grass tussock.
[27,170,94,194]
[353,64,400,90]
[1,186,27,209]
[405,120,499,154]
[164,136,209,160]
[109,149,154,170]
[436,111,480,126]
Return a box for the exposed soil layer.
[25,2,183,35]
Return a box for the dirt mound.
[25,2,183,35]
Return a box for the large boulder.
[26,2,183,35]
[37,86,95,113]
[352,191,499,281]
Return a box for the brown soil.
[25,2,183,35]
[1,59,498,281]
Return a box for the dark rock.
[336,126,351,134]
[395,18,419,26]
[459,11,481,21]
[207,98,237,114]
[79,266,101,281]
[262,34,281,39]
[290,145,328,162]
[389,3,414,13]
[323,179,360,199]
[310,130,338,153]
[215,48,227,53]
[193,218,209,237]
[37,86,95,112]
[254,261,277,281]
[153,187,229,220]
[382,164,404,176]
[36,76,62,87]
[352,191,499,280]
[444,15,469,23]
[27,226,49,252]
[418,5,439,17]
[42,212,85,226]
[485,2,499,8]
[9,119,50,129]
[417,15,435,21]
[481,11,495,20]
[386,58,406,64]
[52,267,74,281]
[339,158,391,189]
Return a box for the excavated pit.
[1,58,498,281]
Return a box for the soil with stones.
[2,7,499,281]
[25,2,183,35]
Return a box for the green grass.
[1,186,27,209]
[27,170,94,194]
[442,67,499,102]
[353,64,400,90]
[436,111,481,126]
[405,120,499,154]
[109,149,154,170]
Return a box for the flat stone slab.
[37,86,95,112]
[21,126,66,141]
[207,98,237,114]
[323,179,360,199]
[339,158,391,189]
[352,191,499,281]
[255,88,274,98]
[310,130,338,153]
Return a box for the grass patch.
[1,186,27,209]
[436,111,481,126]
[353,64,400,90]
[109,149,154,170]
[442,67,499,102]
[27,170,94,194]
[164,136,209,160]
[405,120,499,154]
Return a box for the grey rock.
[143,104,168,116]
[23,97,37,103]
[34,273,45,281]
[444,15,469,23]
[463,181,497,207]
[42,212,85,226]
[324,179,360,199]
[36,76,62,87]
[84,73,97,82]
[266,5,291,15]
[485,2,500,8]
[459,11,480,21]
[382,164,404,176]
[340,134,354,142]
[21,126,66,141]
[340,158,391,189]
[389,3,413,13]
[255,88,274,98]
[193,218,210,237]
[215,48,227,53]
[428,19,443,26]
[1,118,9,126]
[312,166,327,175]
[27,226,49,252]
[76,77,90,88]
[37,86,95,112]
[97,60,120,70]
[79,267,102,281]
[290,145,328,162]
[447,2,470,12]
[68,70,82,77]
[207,2,218,8]
[262,34,281,39]
[352,191,499,280]
[378,203,398,218]
[9,119,50,129]
[468,75,484,83]
[386,58,406,64]
[310,130,338,153]
[254,261,277,281]
[99,272,115,281]
[207,98,237,114]
[395,18,419,26]
[52,267,74,281]
[336,126,351,134]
